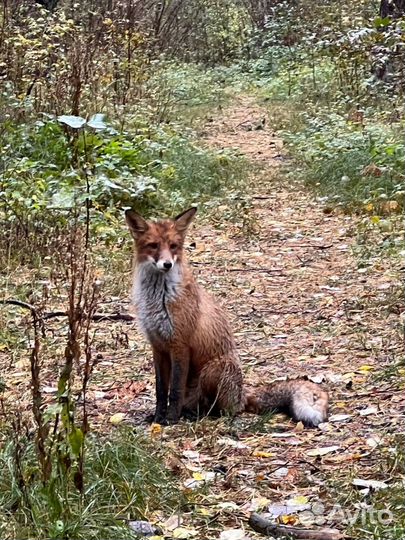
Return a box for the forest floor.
[2,96,403,539]
[109,95,403,538]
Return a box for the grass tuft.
[0,427,180,540]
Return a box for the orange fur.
[125,208,329,426]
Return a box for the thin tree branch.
[0,300,135,322]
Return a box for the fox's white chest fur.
[133,262,182,342]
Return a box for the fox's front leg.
[167,346,190,424]
[153,348,171,424]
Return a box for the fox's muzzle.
[156,250,175,272]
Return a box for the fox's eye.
[146,242,158,249]
[170,243,178,250]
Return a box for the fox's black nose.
[163,261,172,270]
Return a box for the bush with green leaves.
[0,110,247,256]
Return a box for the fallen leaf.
[289,496,309,505]
[150,423,162,436]
[278,514,299,525]
[218,437,249,449]
[252,450,274,458]
[164,515,182,531]
[217,502,240,511]
[271,467,289,478]
[359,406,378,416]
[242,497,270,512]
[352,478,388,490]
[220,529,246,540]
[109,413,126,425]
[182,450,200,460]
[329,414,351,422]
[306,446,340,457]
[42,386,57,394]
[358,364,374,372]
[366,434,383,448]
[335,401,347,409]
[183,478,202,490]
[173,527,198,538]
[309,374,325,384]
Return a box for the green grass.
[281,112,405,214]
[0,427,180,540]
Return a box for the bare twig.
[1,300,135,322]
[190,263,285,275]
[0,298,39,316]
[282,244,334,250]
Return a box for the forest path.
[142,94,402,537]
[85,96,402,537]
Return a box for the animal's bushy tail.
[244,379,328,427]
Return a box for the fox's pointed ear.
[174,207,197,232]
[125,209,148,239]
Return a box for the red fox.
[125,207,328,426]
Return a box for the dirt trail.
[141,95,402,536]
[89,95,403,537]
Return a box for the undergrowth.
[0,428,179,540]
[0,71,248,265]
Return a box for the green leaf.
[50,188,75,209]
[374,16,391,28]
[57,115,86,129]
[69,427,84,456]
[87,113,108,130]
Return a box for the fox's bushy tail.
[244,379,328,427]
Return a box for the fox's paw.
[145,412,168,425]
[166,412,181,424]
[181,407,199,421]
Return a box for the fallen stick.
[281,244,334,250]
[1,299,135,322]
[43,311,135,322]
[248,513,345,540]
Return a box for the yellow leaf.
[109,413,125,425]
[197,507,211,516]
[292,496,308,505]
[370,215,380,224]
[295,421,304,432]
[252,451,274,458]
[279,514,298,525]
[359,365,374,372]
[192,472,204,481]
[150,423,162,436]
